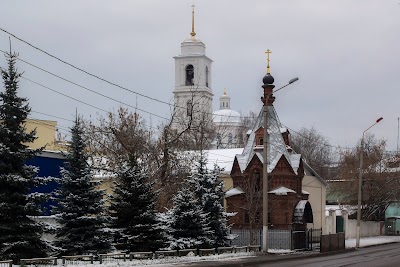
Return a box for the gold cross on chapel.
[265,49,272,74]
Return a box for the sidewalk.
[345,235,400,248]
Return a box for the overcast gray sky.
[1,0,399,152]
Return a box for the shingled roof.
[234,106,302,175]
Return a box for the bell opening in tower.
[185,65,194,86]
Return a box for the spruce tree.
[168,185,212,250]
[55,117,111,255]
[110,160,164,252]
[0,51,47,261]
[190,152,230,247]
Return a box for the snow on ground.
[7,252,257,267]
[7,236,400,267]
[346,235,400,248]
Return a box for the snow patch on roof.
[268,186,296,195]
[225,187,245,198]
[302,190,310,195]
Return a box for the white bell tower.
[171,5,213,130]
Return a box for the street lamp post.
[261,50,299,253]
[356,117,383,248]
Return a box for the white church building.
[171,6,243,149]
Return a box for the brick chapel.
[225,66,313,231]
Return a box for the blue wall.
[26,151,65,215]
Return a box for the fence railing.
[5,245,259,267]
[0,260,12,267]
[230,228,322,250]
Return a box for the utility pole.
[397,117,399,154]
[261,49,275,253]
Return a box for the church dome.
[213,109,241,126]
[263,74,274,85]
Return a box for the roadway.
[264,243,400,267]
[176,242,400,267]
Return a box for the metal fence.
[230,228,322,251]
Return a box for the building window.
[205,66,209,87]
[186,65,194,85]
[226,102,229,108]
[244,212,249,223]
[228,133,233,145]
[187,100,192,116]
[259,138,263,146]
[254,171,261,191]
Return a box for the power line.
[270,110,354,151]
[0,28,374,150]
[0,27,176,108]
[21,75,111,113]
[27,116,70,133]
[31,109,160,133]
[0,48,170,120]
[0,30,257,120]
[31,110,75,122]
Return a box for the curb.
[179,248,356,267]
[178,241,400,267]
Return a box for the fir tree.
[0,51,47,261]
[190,152,230,247]
[55,117,111,255]
[110,160,164,252]
[168,185,212,250]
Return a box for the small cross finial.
[190,4,196,37]
[265,49,272,74]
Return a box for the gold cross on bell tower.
[190,4,196,37]
[265,49,272,74]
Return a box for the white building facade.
[212,89,243,148]
[171,8,213,130]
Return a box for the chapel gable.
[230,157,242,176]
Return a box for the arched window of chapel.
[253,171,261,191]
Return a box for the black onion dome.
[263,74,275,85]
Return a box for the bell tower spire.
[190,4,196,37]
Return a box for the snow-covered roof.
[212,109,241,125]
[225,187,245,198]
[302,190,310,195]
[268,186,296,195]
[182,36,204,44]
[280,127,288,133]
[325,205,357,216]
[204,148,244,174]
[235,107,301,175]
